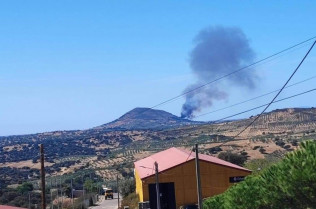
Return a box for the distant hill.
[1,107,316,165]
[95,107,204,130]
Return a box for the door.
[149,182,176,209]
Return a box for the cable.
[136,41,316,152]
[194,75,316,118]
[137,87,316,151]
[113,36,316,122]
[212,88,316,123]
[233,40,316,138]
[148,36,316,110]
[185,146,194,162]
[139,164,172,176]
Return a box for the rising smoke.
[181,26,257,119]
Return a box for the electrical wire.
[194,41,316,149]
[112,36,316,122]
[233,40,316,138]
[138,41,316,153]
[212,88,316,124]
[150,87,316,150]
[148,36,316,110]
[185,146,194,162]
[194,75,316,119]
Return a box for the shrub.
[276,140,285,147]
[259,147,266,154]
[208,147,222,154]
[120,192,139,209]
[252,146,260,150]
[119,178,135,197]
[218,151,247,166]
[17,182,33,194]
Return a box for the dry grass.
[0,160,54,169]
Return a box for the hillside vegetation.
[1,107,316,186]
[95,107,203,130]
[204,140,316,209]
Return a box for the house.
[0,206,27,209]
[134,147,251,209]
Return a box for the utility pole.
[82,175,85,209]
[71,179,74,209]
[50,188,53,209]
[50,178,53,209]
[154,162,161,209]
[28,192,31,209]
[117,175,120,209]
[60,177,63,209]
[195,144,203,209]
[40,144,46,209]
[56,177,59,209]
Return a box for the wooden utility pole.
[71,179,74,209]
[50,179,53,209]
[56,177,59,209]
[40,144,46,209]
[154,162,161,209]
[60,177,63,209]
[28,192,31,209]
[117,175,120,209]
[82,175,85,209]
[195,144,203,209]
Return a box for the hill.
[1,107,316,164]
[1,107,316,185]
[95,107,203,130]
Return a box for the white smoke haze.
[181,26,257,119]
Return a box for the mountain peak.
[96,107,203,130]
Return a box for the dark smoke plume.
[181,26,257,119]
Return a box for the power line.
[140,87,316,151]
[138,41,316,152]
[194,75,316,118]
[233,40,316,138]
[212,88,316,124]
[185,146,194,162]
[148,36,316,110]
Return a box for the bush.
[276,140,285,147]
[17,182,33,194]
[291,140,299,146]
[259,147,266,154]
[120,192,139,209]
[119,178,135,197]
[252,146,260,150]
[208,147,222,154]
[244,157,280,175]
[218,151,247,166]
[204,140,316,209]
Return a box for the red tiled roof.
[134,147,251,179]
[0,206,27,209]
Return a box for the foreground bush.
[120,192,139,209]
[204,140,316,209]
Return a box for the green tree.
[84,179,95,193]
[204,140,316,209]
[244,157,280,175]
[218,151,247,166]
[119,178,135,197]
[17,182,33,194]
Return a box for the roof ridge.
[134,147,251,180]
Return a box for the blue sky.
[1,1,315,136]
